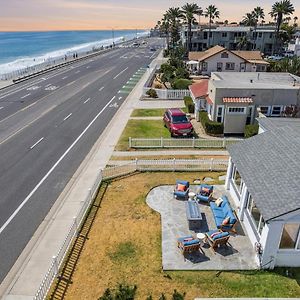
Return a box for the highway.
[0,38,163,282]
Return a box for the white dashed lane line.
[63,113,72,121]
[21,93,31,99]
[99,87,104,92]
[83,98,91,104]
[0,107,3,110]
[30,137,44,150]
[113,67,128,80]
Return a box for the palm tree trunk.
[208,17,212,47]
[253,24,257,51]
[188,22,192,52]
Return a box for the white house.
[188,45,269,75]
[288,31,300,57]
[225,118,300,268]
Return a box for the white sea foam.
[0,31,149,76]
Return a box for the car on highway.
[163,108,194,137]
[150,47,156,52]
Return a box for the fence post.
[161,137,164,148]
[210,158,214,171]
[223,138,226,148]
[173,158,176,172]
[53,256,59,275]
[192,137,195,148]
[135,158,138,171]
[129,137,132,148]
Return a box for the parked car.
[163,108,194,137]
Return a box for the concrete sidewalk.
[112,150,228,156]
[0,80,14,90]
[0,52,165,299]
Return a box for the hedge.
[183,96,195,113]
[244,124,259,138]
[200,111,224,135]
[172,78,192,90]
[146,89,158,98]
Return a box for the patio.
[146,185,258,270]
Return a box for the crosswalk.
[118,67,147,95]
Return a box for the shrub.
[154,83,162,89]
[183,96,194,113]
[163,49,169,57]
[172,78,192,90]
[146,89,158,98]
[244,123,259,138]
[200,111,223,135]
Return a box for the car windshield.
[172,115,189,123]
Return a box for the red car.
[163,108,194,137]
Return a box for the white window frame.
[279,223,300,251]
[202,62,208,71]
[259,106,271,116]
[231,165,244,197]
[225,62,235,70]
[227,107,246,114]
[246,193,265,236]
[216,105,224,122]
[271,105,282,116]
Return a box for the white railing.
[34,170,103,300]
[129,137,241,149]
[142,87,190,100]
[34,157,228,299]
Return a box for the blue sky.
[0,0,299,31]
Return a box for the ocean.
[0,30,148,75]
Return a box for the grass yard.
[131,108,187,118]
[64,172,300,300]
[116,119,170,151]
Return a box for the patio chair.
[177,236,201,254]
[205,229,230,254]
[195,184,213,203]
[173,180,189,200]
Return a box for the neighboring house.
[225,118,300,268]
[181,25,279,55]
[188,45,269,75]
[288,31,300,57]
[189,72,300,135]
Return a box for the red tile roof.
[223,97,253,103]
[189,80,209,98]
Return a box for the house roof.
[257,117,300,132]
[228,123,300,221]
[189,80,209,98]
[223,97,253,103]
[206,96,213,105]
[189,46,266,64]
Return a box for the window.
[232,167,242,193]
[258,32,262,38]
[259,106,270,116]
[221,52,229,58]
[217,62,223,71]
[271,106,282,116]
[269,33,273,39]
[246,194,265,235]
[246,107,253,125]
[279,224,300,250]
[216,105,224,122]
[228,107,245,114]
[202,62,208,71]
[225,62,235,70]
[204,32,208,39]
[222,32,227,38]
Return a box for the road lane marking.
[0,95,116,235]
[21,93,31,99]
[62,76,68,80]
[75,70,80,74]
[63,113,72,121]
[0,107,3,110]
[66,80,76,86]
[30,137,44,149]
[99,87,104,92]
[118,97,122,100]
[113,67,128,80]
[150,52,156,59]
[83,98,91,104]
[45,83,51,87]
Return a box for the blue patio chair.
[173,180,189,200]
[195,184,213,203]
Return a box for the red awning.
[223,97,253,103]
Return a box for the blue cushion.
[215,216,224,227]
[176,180,189,187]
[196,194,210,202]
[210,202,223,211]
[177,236,193,243]
[206,229,219,236]
[211,231,229,240]
[213,209,225,218]
[183,239,200,246]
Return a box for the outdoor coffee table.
[196,232,206,246]
[188,191,196,200]
[185,200,202,231]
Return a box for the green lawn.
[116,119,170,150]
[131,108,187,117]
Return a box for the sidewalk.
[112,150,228,156]
[0,51,165,299]
[0,80,14,90]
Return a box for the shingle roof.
[258,117,300,132]
[189,45,225,61]
[189,80,209,98]
[231,50,263,60]
[228,124,300,221]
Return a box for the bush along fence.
[128,137,240,149]
[34,158,229,299]
[200,111,224,135]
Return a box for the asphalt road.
[0,38,164,282]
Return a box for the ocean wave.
[0,31,149,76]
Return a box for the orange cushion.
[222,216,230,225]
[202,187,210,193]
[177,184,186,192]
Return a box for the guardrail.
[129,137,241,149]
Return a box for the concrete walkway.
[0,80,13,90]
[112,150,228,156]
[0,51,165,299]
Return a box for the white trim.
[216,105,224,122]
[271,105,283,116]
[227,107,246,114]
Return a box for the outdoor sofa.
[210,195,237,233]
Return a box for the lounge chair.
[173,180,189,200]
[205,229,230,253]
[177,236,201,254]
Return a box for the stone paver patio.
[146,185,258,270]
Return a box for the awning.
[187,60,199,65]
[223,97,253,103]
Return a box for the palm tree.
[270,0,295,54]
[166,7,183,49]
[293,16,298,25]
[237,36,250,50]
[204,5,220,47]
[181,3,202,52]
[252,7,265,50]
[160,14,171,50]
[241,12,256,26]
